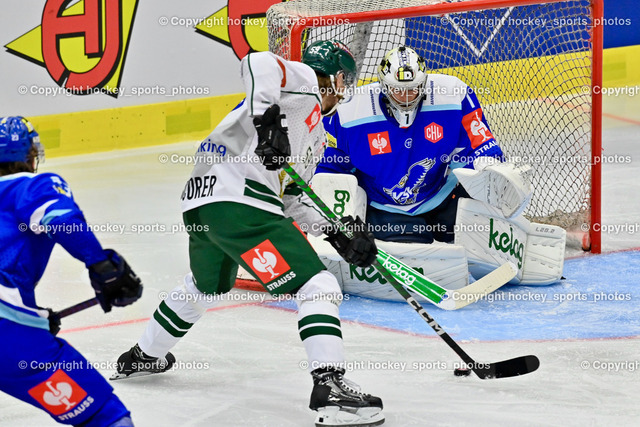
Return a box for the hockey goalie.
[309,46,566,302]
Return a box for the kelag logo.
[196,0,280,59]
[5,0,138,97]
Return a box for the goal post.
[267,0,603,253]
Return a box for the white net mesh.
[268,0,596,239]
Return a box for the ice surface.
[1,93,639,426]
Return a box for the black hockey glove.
[89,249,143,313]
[324,216,378,268]
[46,308,61,336]
[253,104,291,170]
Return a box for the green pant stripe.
[245,179,278,197]
[153,310,188,338]
[158,301,193,330]
[184,201,326,296]
[298,314,341,329]
[299,325,342,341]
[244,187,284,209]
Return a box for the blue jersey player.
[316,46,510,243]
[312,46,564,295]
[0,117,143,425]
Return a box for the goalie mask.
[378,46,427,128]
[302,40,357,116]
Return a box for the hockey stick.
[375,265,539,379]
[282,164,516,309]
[56,297,99,319]
[282,163,539,378]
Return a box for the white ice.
[1,92,639,426]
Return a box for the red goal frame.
[284,0,603,253]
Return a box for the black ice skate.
[309,367,384,427]
[110,344,175,380]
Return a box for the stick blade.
[475,355,540,379]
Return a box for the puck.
[454,368,472,377]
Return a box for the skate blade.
[109,371,159,381]
[315,406,384,427]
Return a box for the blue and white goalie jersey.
[316,75,504,215]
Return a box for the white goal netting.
[268,0,600,249]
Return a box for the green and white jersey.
[181,51,326,219]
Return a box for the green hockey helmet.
[302,40,357,89]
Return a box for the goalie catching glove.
[253,104,291,170]
[323,216,377,268]
[89,249,143,313]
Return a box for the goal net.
[267,0,603,252]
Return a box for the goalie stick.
[282,163,539,379]
[283,164,516,309]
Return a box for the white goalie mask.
[377,46,427,128]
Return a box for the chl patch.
[28,369,88,416]
[241,239,291,284]
[368,131,392,155]
[424,122,443,143]
[462,108,494,148]
[305,104,322,132]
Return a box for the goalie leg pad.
[520,224,566,286]
[455,198,565,285]
[309,235,469,302]
[311,173,367,220]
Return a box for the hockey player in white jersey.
[114,41,384,427]
[312,46,566,300]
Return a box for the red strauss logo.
[5,0,138,97]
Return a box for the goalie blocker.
[310,171,564,302]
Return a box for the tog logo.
[241,239,291,285]
[28,370,88,416]
[368,131,391,155]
